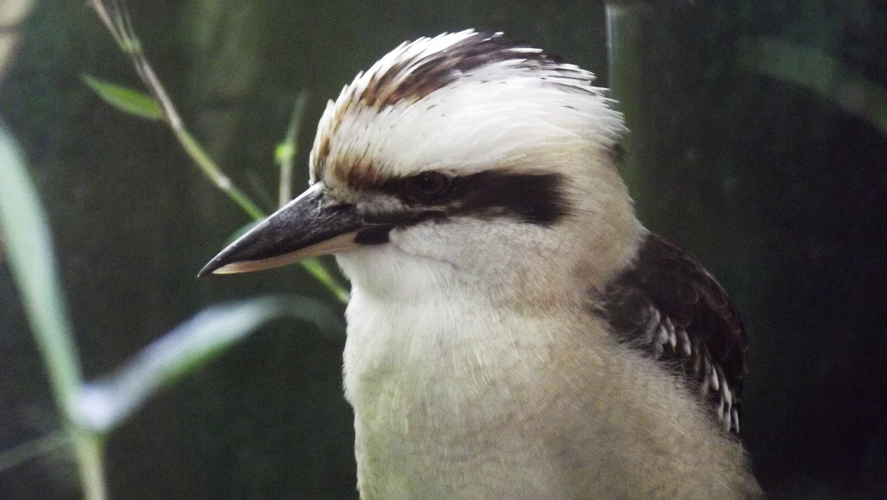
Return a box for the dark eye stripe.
[379,170,570,227]
[451,171,569,226]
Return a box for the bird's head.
[200,31,641,306]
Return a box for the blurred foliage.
[741,36,887,136]
[84,0,348,301]
[0,0,885,498]
[0,122,344,499]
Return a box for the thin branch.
[88,0,262,219]
[87,0,349,300]
[278,90,309,208]
[71,431,107,500]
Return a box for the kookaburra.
[199,30,762,499]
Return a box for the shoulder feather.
[597,233,748,435]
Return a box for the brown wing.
[598,233,748,435]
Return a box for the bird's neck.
[335,229,636,413]
[340,278,632,500]
[341,274,602,429]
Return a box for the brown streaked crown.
[356,32,549,110]
[309,30,623,207]
[311,31,580,184]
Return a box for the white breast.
[343,284,585,499]
[336,242,755,500]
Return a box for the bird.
[199,30,763,499]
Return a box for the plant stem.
[175,127,265,221]
[71,430,107,500]
[301,258,350,303]
[278,91,309,208]
[88,0,349,301]
[605,0,655,218]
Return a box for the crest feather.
[310,30,624,187]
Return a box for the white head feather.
[309,30,640,304]
[311,30,624,187]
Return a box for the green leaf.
[81,74,164,121]
[75,296,344,432]
[0,432,70,472]
[0,125,81,417]
[0,125,108,500]
[740,37,887,136]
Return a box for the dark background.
[1,0,885,498]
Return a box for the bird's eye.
[403,171,451,202]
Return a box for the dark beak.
[197,183,365,277]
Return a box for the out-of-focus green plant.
[276,90,309,208]
[0,126,101,498]
[81,75,164,121]
[604,0,656,219]
[85,0,349,303]
[0,125,344,499]
[740,36,887,137]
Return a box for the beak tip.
[196,258,224,279]
[195,183,366,279]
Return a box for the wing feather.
[598,233,747,435]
